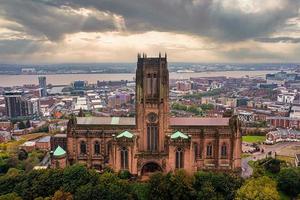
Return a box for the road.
[40,152,51,167]
[241,141,300,178]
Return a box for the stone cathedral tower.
[135,53,169,153]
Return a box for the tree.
[18,121,26,130]
[25,120,31,128]
[130,182,149,200]
[193,171,242,200]
[78,108,85,117]
[235,176,280,200]
[148,172,172,200]
[169,170,195,200]
[118,170,132,179]
[200,104,214,111]
[34,197,44,200]
[223,109,233,117]
[52,190,73,200]
[0,157,9,174]
[6,168,22,177]
[62,165,99,194]
[277,168,300,198]
[75,183,102,200]
[0,173,22,196]
[97,172,133,199]
[196,181,221,200]
[264,158,281,174]
[0,193,22,200]
[18,149,28,161]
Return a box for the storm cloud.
[255,37,300,43]
[49,0,300,41]
[0,0,299,63]
[1,0,299,41]
[0,0,122,41]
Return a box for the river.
[0,70,275,87]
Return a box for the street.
[241,141,300,178]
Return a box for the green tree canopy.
[277,168,300,198]
[18,121,26,130]
[193,171,243,200]
[0,192,22,200]
[236,176,280,200]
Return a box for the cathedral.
[53,54,242,175]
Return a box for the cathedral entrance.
[141,162,162,176]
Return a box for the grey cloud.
[0,39,45,55]
[255,37,300,43]
[0,0,120,41]
[57,0,300,41]
[1,0,299,42]
[221,48,285,60]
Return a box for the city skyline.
[0,0,300,63]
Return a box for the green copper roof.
[53,145,66,157]
[171,131,189,139]
[111,117,120,125]
[116,130,134,139]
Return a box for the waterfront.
[0,70,276,86]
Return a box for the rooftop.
[77,117,135,126]
[37,136,51,143]
[53,133,67,138]
[169,117,230,126]
[53,145,66,157]
[21,141,36,147]
[170,131,189,139]
[116,131,134,139]
[76,117,230,126]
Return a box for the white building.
[28,98,41,117]
[265,128,300,144]
[290,106,300,118]
[277,93,296,104]
[238,111,254,123]
[74,97,89,111]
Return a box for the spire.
[78,107,85,117]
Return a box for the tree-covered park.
[0,158,299,200]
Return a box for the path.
[241,141,300,178]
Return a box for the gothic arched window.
[147,124,158,152]
[120,147,128,169]
[194,143,198,161]
[221,143,227,158]
[175,147,184,169]
[94,141,100,155]
[206,143,213,158]
[80,141,86,154]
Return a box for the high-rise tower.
[38,76,47,97]
[4,90,28,118]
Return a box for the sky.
[0,0,300,63]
